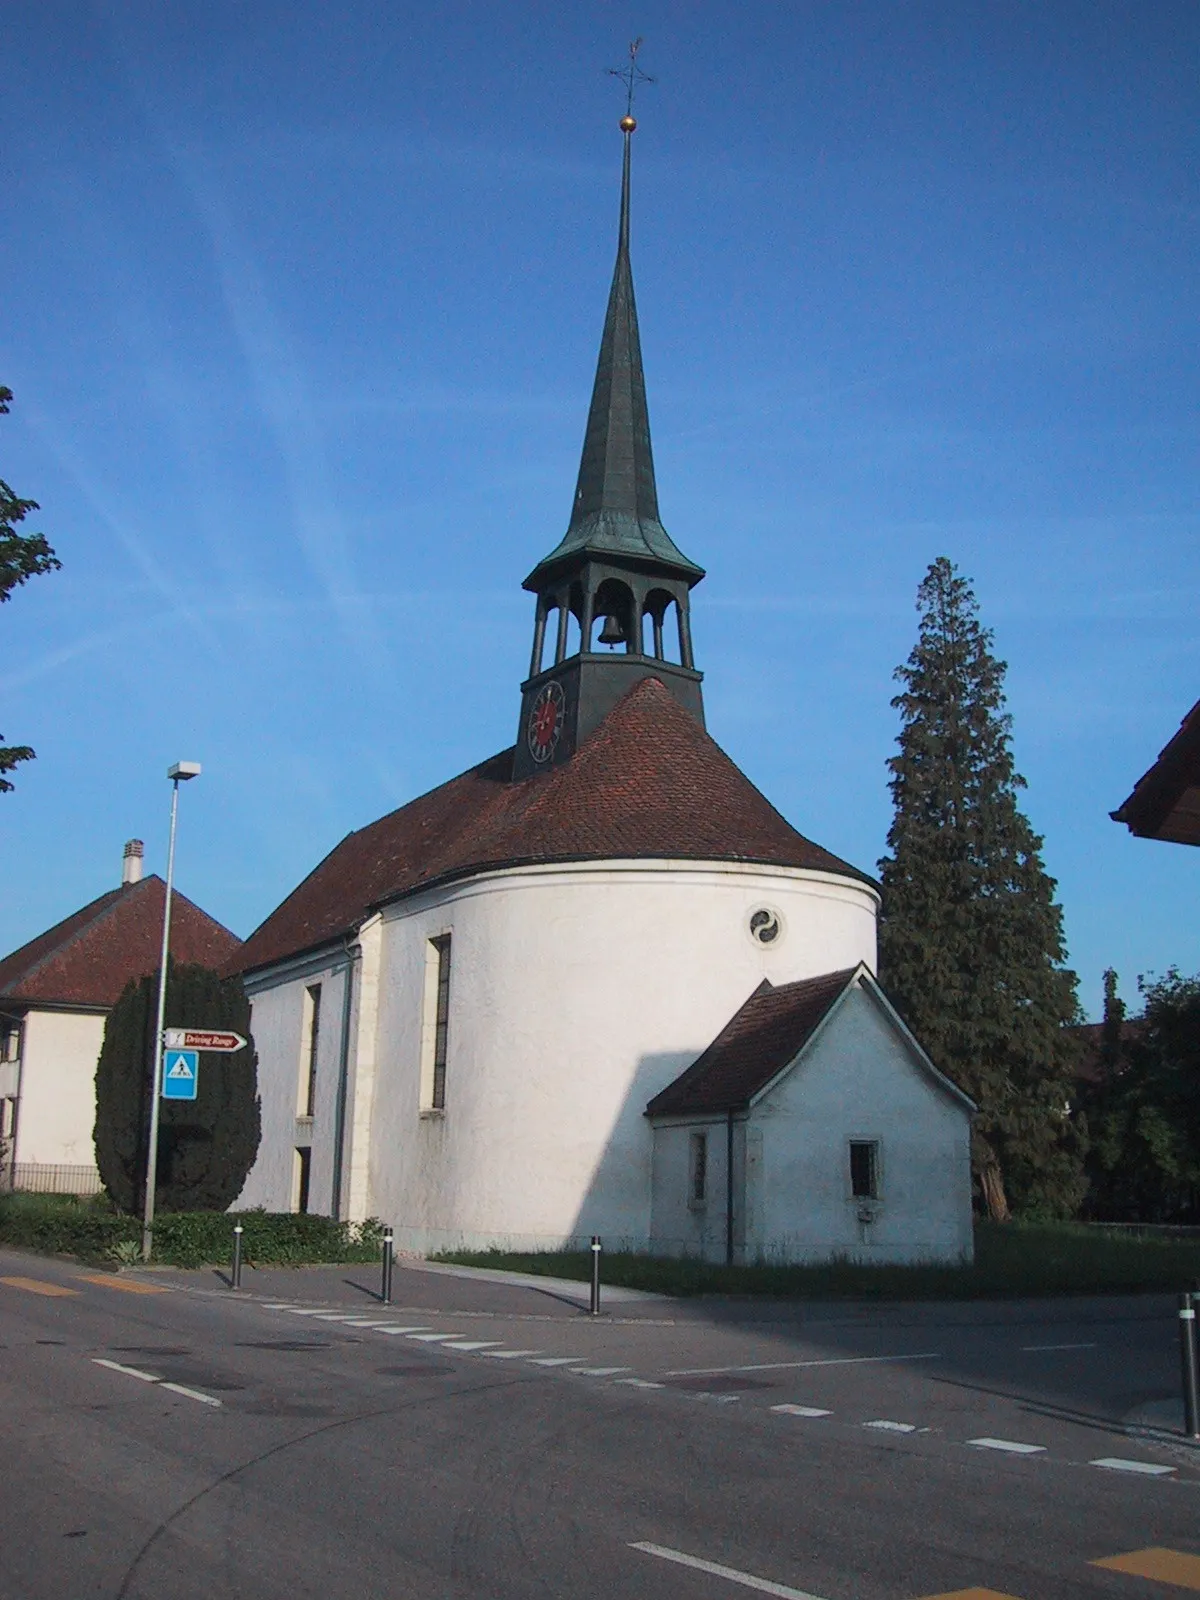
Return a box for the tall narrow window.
[430,935,451,1111]
[849,1140,879,1200]
[299,983,321,1117]
[294,1147,312,1214]
[689,1130,708,1208]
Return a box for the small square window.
[849,1140,879,1200]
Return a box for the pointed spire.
[524,120,703,589]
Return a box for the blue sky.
[2,1,1196,1018]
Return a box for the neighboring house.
[229,124,975,1266]
[0,841,241,1193]
[1112,695,1200,845]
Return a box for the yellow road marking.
[1092,1549,1200,1590]
[916,1590,1024,1599]
[0,1275,79,1298]
[77,1274,167,1295]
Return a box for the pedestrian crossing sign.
[162,1048,199,1101]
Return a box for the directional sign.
[163,1029,247,1053]
[162,1049,199,1101]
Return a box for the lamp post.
[141,760,201,1261]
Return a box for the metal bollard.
[381,1230,394,1305]
[1181,1291,1200,1439]
[589,1235,602,1317]
[230,1224,243,1290]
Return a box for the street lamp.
[141,760,201,1260]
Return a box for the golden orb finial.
[620,114,637,133]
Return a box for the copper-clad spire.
[524,115,704,588]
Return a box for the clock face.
[527,681,565,763]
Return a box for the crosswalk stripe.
[0,1276,78,1298]
[1092,1548,1200,1588]
[915,1589,1025,1599]
[772,1405,831,1418]
[967,1439,1045,1456]
[77,1274,168,1295]
[1090,1457,1175,1477]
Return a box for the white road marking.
[262,1303,293,1310]
[863,1420,916,1433]
[771,1404,832,1418]
[665,1352,940,1377]
[631,1541,828,1599]
[481,1348,543,1359]
[338,1319,396,1328]
[92,1359,222,1408]
[282,1308,338,1316]
[968,1438,1046,1455]
[528,1356,580,1366]
[572,1366,632,1376]
[1090,1458,1175,1477]
[406,1332,462,1342]
[439,1340,504,1351]
[616,1377,665,1389]
[1021,1342,1096,1352]
[93,1358,158,1383]
[373,1326,433,1335]
[160,1381,222,1408]
[304,1312,360,1321]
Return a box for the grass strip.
[432,1220,1200,1299]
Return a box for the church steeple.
[526,126,703,588]
[513,106,706,782]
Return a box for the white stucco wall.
[13,1009,106,1167]
[235,957,351,1214]
[649,1116,737,1261]
[360,858,877,1252]
[752,986,973,1265]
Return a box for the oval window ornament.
[748,907,783,946]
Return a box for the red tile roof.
[0,877,241,1010]
[1112,694,1200,845]
[645,968,857,1116]
[233,676,874,977]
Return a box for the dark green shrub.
[0,1195,383,1268]
[94,960,261,1213]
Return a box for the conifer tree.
[94,960,261,1213]
[878,557,1084,1220]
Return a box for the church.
[232,116,974,1266]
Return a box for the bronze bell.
[597,612,625,647]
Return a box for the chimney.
[122,839,144,886]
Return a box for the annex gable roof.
[0,877,241,1010]
[233,677,874,978]
[645,963,974,1119]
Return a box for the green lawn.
[433,1220,1200,1299]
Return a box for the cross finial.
[608,37,654,130]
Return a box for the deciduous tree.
[1,386,61,792]
[878,557,1085,1220]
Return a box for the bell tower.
[513,106,705,782]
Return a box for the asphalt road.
[1,1248,1197,1600]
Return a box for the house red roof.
[0,877,241,1010]
[233,677,874,977]
[645,968,857,1116]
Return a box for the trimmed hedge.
[0,1193,384,1269]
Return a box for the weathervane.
[608,37,654,131]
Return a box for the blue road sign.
[162,1048,199,1101]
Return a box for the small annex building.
[646,965,974,1264]
[0,841,240,1193]
[231,120,975,1266]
